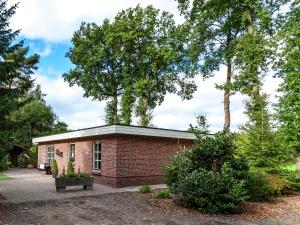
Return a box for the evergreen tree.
[236,95,292,167]
[0,0,39,153]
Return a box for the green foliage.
[165,118,249,213]
[155,189,172,199]
[173,168,247,213]
[276,0,300,154]
[58,172,91,179]
[245,171,274,201]
[0,151,9,172]
[77,172,91,177]
[0,0,39,158]
[139,185,151,193]
[17,153,29,168]
[246,170,292,202]
[10,86,68,145]
[27,145,38,166]
[51,159,58,173]
[64,5,197,126]
[67,162,75,175]
[175,0,244,133]
[236,95,295,168]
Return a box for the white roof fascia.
[32,125,196,144]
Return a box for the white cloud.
[9,0,183,42]
[34,74,106,130]
[152,68,248,132]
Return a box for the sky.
[8,0,282,131]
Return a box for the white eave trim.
[32,125,196,144]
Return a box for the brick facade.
[38,134,194,188]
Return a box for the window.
[93,142,101,171]
[47,145,54,164]
[69,144,75,163]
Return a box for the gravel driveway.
[1,192,300,225]
[1,169,299,225]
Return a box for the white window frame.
[47,145,54,164]
[93,141,101,171]
[68,144,75,163]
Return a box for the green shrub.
[245,171,292,202]
[51,159,58,173]
[77,172,91,177]
[58,172,91,179]
[155,189,171,199]
[28,145,38,167]
[17,153,29,168]
[0,152,9,172]
[67,162,75,175]
[165,121,249,213]
[139,185,151,193]
[246,171,274,201]
[173,168,247,213]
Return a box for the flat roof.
[32,125,196,144]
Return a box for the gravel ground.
[1,192,300,225]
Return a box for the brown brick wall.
[110,135,193,187]
[37,134,194,187]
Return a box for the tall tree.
[115,5,197,126]
[0,0,39,153]
[64,21,123,124]
[276,0,300,154]
[175,0,245,134]
[10,85,68,145]
[233,0,292,167]
[65,5,197,127]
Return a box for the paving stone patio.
[0,168,165,203]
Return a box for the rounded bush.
[173,169,247,213]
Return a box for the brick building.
[33,125,195,187]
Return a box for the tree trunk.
[140,96,149,127]
[223,63,232,135]
[112,94,118,124]
[296,154,300,174]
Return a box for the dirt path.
[1,192,300,225]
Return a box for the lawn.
[0,173,12,180]
[282,163,297,172]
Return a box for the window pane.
[93,142,101,170]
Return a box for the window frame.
[68,144,75,163]
[46,145,54,164]
[93,141,101,171]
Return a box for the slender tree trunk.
[140,96,149,127]
[112,94,118,124]
[245,9,260,98]
[121,86,134,125]
[223,62,232,135]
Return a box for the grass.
[0,173,12,181]
[155,189,172,199]
[139,185,151,193]
[283,164,296,172]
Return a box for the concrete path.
[0,168,165,203]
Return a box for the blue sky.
[8,0,282,131]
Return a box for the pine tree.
[0,0,39,155]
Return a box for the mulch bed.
[136,189,300,219]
